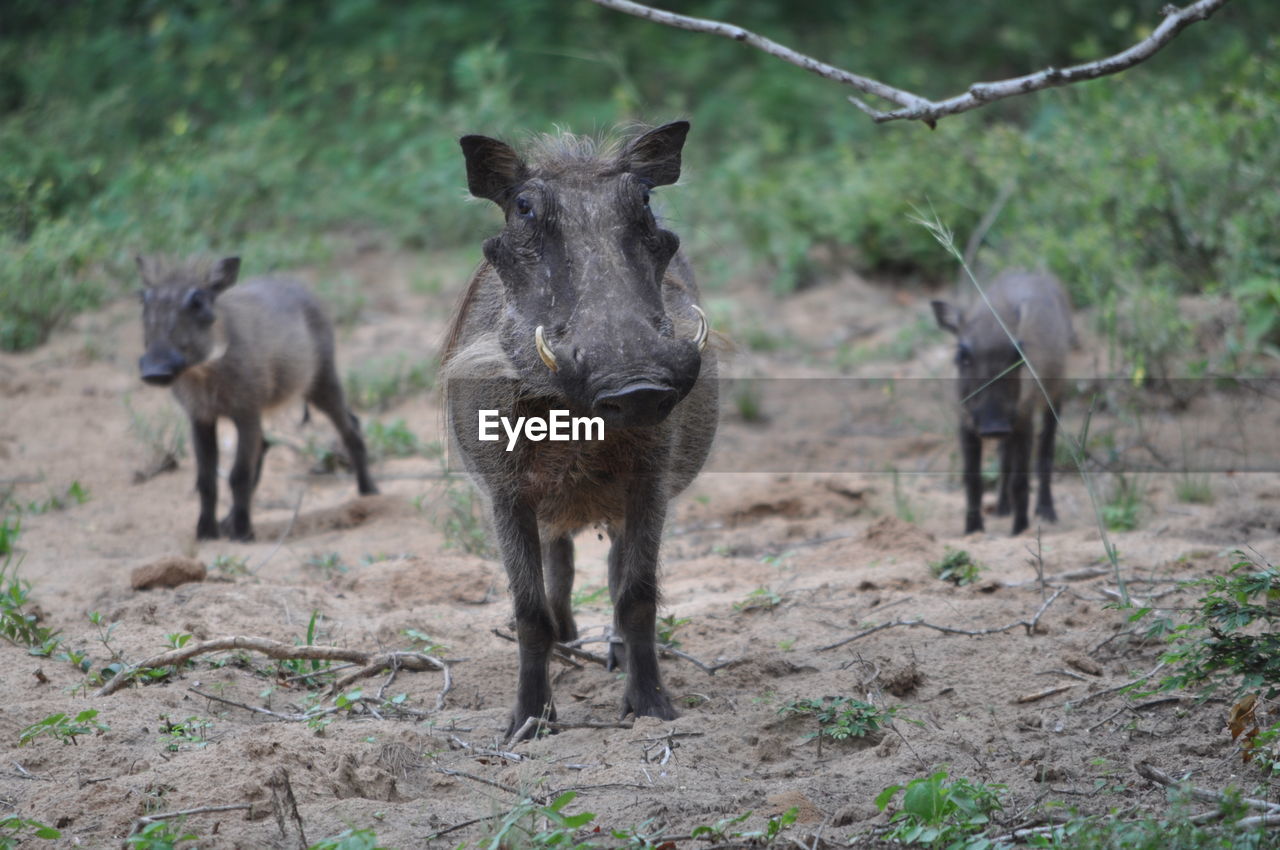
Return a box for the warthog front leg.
[494,496,556,740]
[961,427,984,534]
[221,414,263,541]
[608,475,677,722]
[192,419,219,540]
[1035,407,1058,523]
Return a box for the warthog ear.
[621,120,690,187]
[931,300,961,335]
[460,135,528,204]
[206,256,241,295]
[135,255,156,286]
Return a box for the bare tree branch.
[587,0,1234,126]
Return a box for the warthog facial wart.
[478,409,605,451]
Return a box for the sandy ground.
[0,250,1276,848]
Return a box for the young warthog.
[932,271,1075,536]
[443,122,718,738]
[136,256,377,541]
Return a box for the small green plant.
[158,715,212,751]
[0,513,19,557]
[1025,797,1272,849]
[0,816,61,846]
[307,828,389,850]
[779,696,896,743]
[344,357,435,412]
[657,614,691,648]
[483,791,596,850]
[427,479,496,559]
[930,547,985,587]
[1101,473,1142,531]
[1174,472,1214,505]
[401,628,447,655]
[572,585,609,611]
[280,611,334,687]
[1145,550,1280,702]
[892,469,918,524]
[363,418,426,461]
[304,552,349,579]
[733,381,766,423]
[0,562,61,655]
[210,554,250,576]
[124,395,188,480]
[19,709,109,746]
[876,770,1007,849]
[164,632,193,650]
[18,481,91,515]
[734,586,784,613]
[125,820,199,849]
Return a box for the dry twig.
[817,586,1067,651]
[1136,761,1280,816]
[93,635,447,697]
[588,0,1232,126]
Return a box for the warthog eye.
[515,196,534,219]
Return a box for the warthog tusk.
[692,304,709,352]
[534,325,559,372]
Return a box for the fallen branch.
[818,586,1066,651]
[588,0,1233,126]
[94,635,447,697]
[1136,761,1280,815]
[125,804,258,843]
[1064,661,1166,710]
[1015,684,1074,704]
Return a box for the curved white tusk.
[534,325,559,372]
[691,304,709,352]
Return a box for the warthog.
[442,121,718,738]
[136,256,377,541]
[932,270,1075,535]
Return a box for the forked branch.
[587,0,1233,126]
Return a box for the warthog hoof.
[506,703,557,742]
[621,685,678,722]
[219,514,255,542]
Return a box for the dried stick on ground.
[588,0,1232,126]
[94,636,447,697]
[817,586,1067,652]
[126,804,257,843]
[1136,761,1280,816]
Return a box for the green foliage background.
[2,0,1277,359]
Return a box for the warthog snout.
[138,348,186,386]
[592,381,680,428]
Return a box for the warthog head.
[932,299,1025,438]
[459,121,707,428]
[136,256,240,386]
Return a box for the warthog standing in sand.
[442,122,718,738]
[932,270,1075,535]
[137,256,377,541]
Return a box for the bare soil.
[1,251,1276,848]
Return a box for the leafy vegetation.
[125,821,199,850]
[930,547,985,586]
[1,2,1275,382]
[0,816,61,847]
[875,770,1007,849]
[779,696,897,744]
[18,709,109,746]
